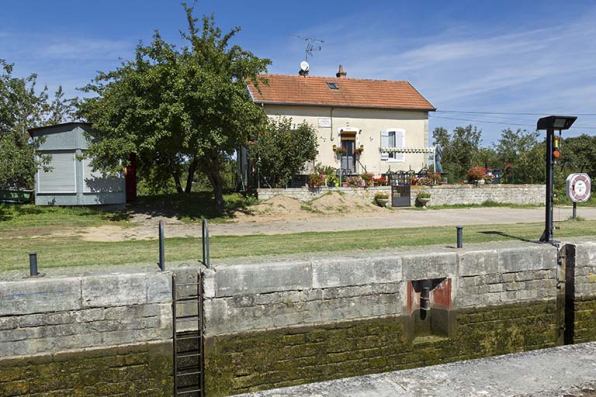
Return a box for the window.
[37,151,76,193]
[380,129,405,162]
[327,82,339,90]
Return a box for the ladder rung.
[177,371,202,376]
[176,389,203,395]
[177,352,202,359]
[176,315,200,320]
[175,297,201,302]
[176,335,202,341]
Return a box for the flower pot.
[477,179,485,185]
[418,197,431,207]
[376,198,389,207]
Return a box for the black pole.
[573,202,577,219]
[540,128,555,243]
[158,220,165,271]
[456,226,463,248]
[29,252,38,276]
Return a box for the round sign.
[566,173,592,202]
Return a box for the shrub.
[467,167,487,182]
[417,192,431,199]
[307,173,325,188]
[361,172,374,187]
[347,176,364,187]
[374,192,389,200]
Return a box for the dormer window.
[327,82,339,90]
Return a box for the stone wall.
[0,271,174,396]
[256,184,545,206]
[202,243,595,396]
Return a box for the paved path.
[238,342,596,397]
[210,207,596,236]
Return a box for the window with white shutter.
[37,151,76,193]
[380,129,406,162]
[83,158,123,193]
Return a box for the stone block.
[498,246,556,273]
[458,250,499,276]
[0,277,82,316]
[312,256,401,289]
[401,252,457,280]
[82,273,147,307]
[147,271,172,304]
[214,261,312,297]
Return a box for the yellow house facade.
[247,66,436,178]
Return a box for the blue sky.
[2,0,596,145]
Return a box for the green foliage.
[433,125,483,182]
[249,118,318,187]
[561,134,596,190]
[79,4,270,212]
[0,60,76,188]
[495,129,544,184]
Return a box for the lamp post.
[536,115,577,243]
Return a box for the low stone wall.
[256,184,545,206]
[1,241,595,397]
[0,271,174,396]
[202,243,594,396]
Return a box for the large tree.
[0,60,76,188]
[79,4,270,212]
[249,118,318,188]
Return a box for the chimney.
[336,65,347,78]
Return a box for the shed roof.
[247,74,435,111]
[28,122,91,136]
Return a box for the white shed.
[29,122,127,206]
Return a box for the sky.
[2,0,596,145]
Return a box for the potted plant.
[467,167,487,184]
[307,173,325,189]
[327,174,340,187]
[375,192,389,207]
[361,172,374,187]
[417,191,431,207]
[484,173,495,184]
[334,147,347,155]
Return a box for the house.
[28,122,136,206]
[245,65,436,183]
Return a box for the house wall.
[34,124,126,206]
[263,105,430,176]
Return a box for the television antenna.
[289,34,324,61]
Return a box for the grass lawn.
[2,217,596,273]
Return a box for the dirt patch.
[309,192,386,215]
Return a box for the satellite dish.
[300,61,310,72]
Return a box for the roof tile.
[248,74,435,111]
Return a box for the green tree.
[79,4,270,212]
[494,128,542,184]
[561,134,596,186]
[249,118,318,187]
[0,60,75,188]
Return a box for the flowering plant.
[347,176,364,187]
[484,173,495,183]
[373,176,388,186]
[374,192,389,200]
[361,172,374,187]
[467,167,487,182]
[334,147,347,155]
[307,173,325,188]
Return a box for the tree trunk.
[203,153,224,214]
[173,173,183,194]
[185,158,198,194]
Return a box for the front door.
[341,139,355,174]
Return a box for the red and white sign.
[566,173,592,203]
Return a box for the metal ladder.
[172,272,204,397]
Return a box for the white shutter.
[38,151,76,193]
[395,130,405,162]
[380,130,389,161]
[83,158,123,193]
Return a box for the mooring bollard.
[158,220,165,271]
[29,252,39,276]
[456,226,464,248]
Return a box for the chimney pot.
[336,65,347,78]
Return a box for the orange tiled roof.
[247,74,435,111]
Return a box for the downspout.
[330,107,340,185]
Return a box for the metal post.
[573,202,577,219]
[29,252,38,277]
[202,218,210,268]
[456,226,463,248]
[158,220,165,271]
[541,128,555,243]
